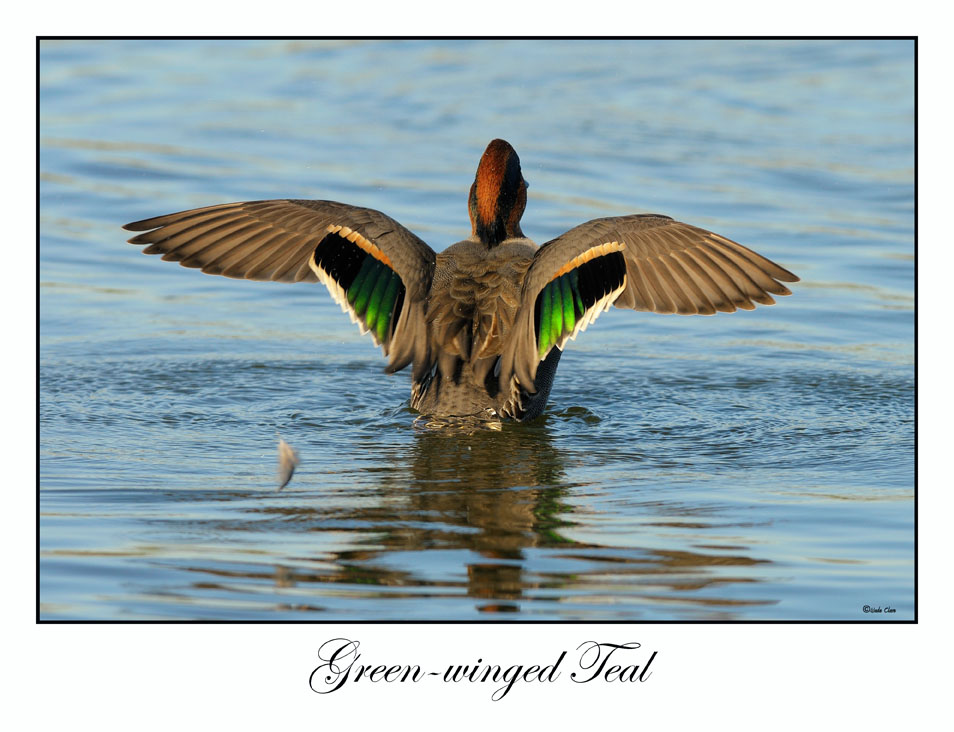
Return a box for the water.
[39,39,914,620]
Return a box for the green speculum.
[537,269,585,358]
[534,251,626,359]
[348,256,401,341]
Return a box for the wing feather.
[500,213,798,391]
[125,199,436,374]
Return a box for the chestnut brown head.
[468,139,527,247]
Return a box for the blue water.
[39,39,914,620]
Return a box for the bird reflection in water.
[245,414,778,618]
[137,415,782,619]
[399,417,570,612]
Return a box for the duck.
[124,139,799,421]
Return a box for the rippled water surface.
[39,40,914,620]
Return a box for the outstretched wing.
[500,214,799,390]
[124,199,436,375]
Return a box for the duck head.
[469,139,527,247]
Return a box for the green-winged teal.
[124,139,798,421]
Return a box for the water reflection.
[245,419,576,614]
[39,413,793,618]
[41,358,794,618]
[395,421,570,611]
[221,418,780,618]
